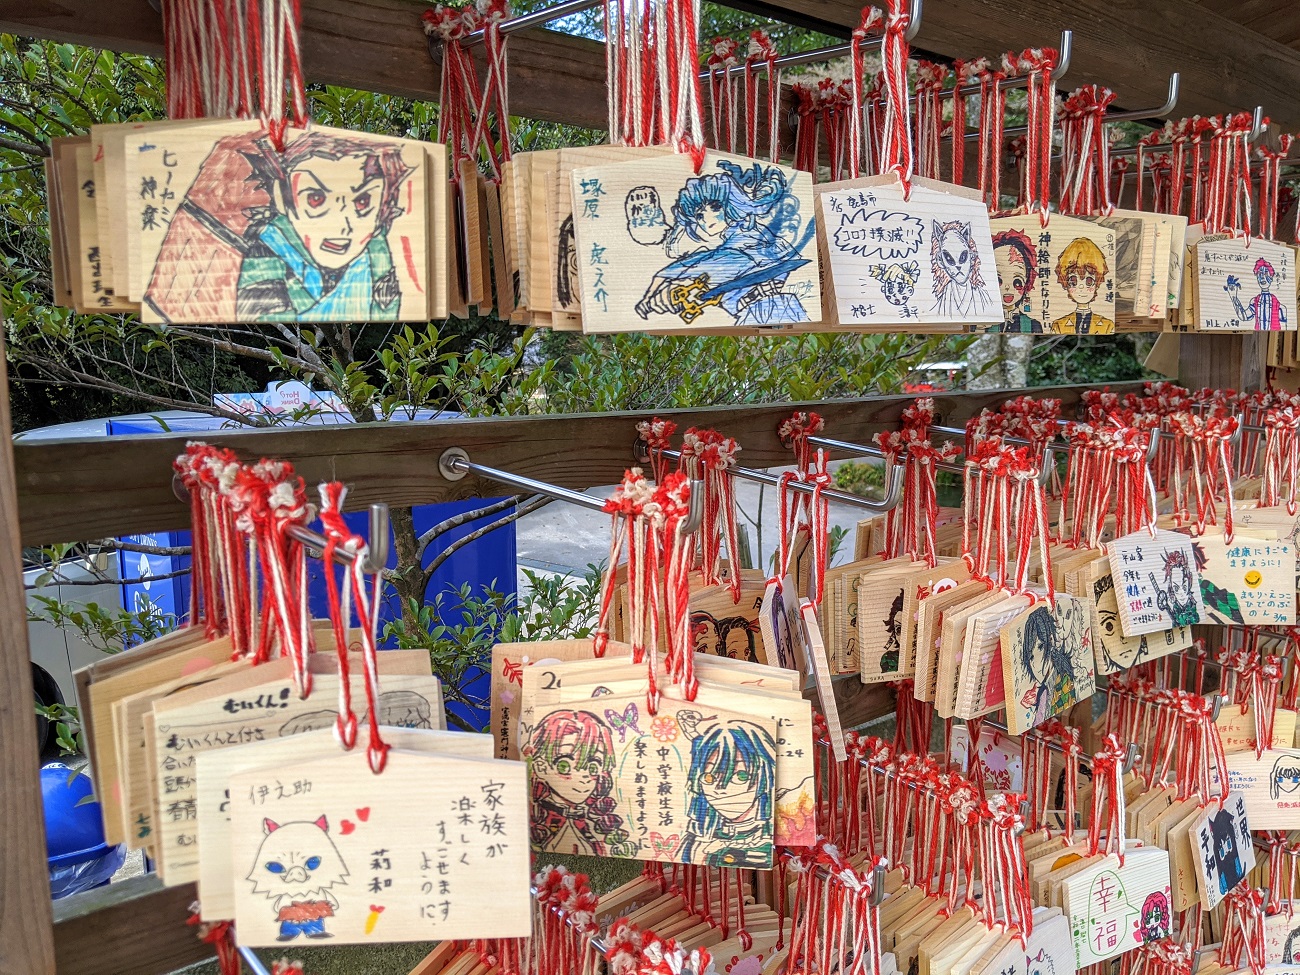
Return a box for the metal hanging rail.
[980,71,1181,143]
[633,443,905,513]
[805,433,967,477]
[978,718,1142,774]
[1110,105,1268,158]
[929,424,1065,479]
[438,447,707,534]
[702,0,923,80]
[170,475,391,574]
[949,30,1073,100]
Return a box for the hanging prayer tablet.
[1186,531,1296,625]
[1188,792,1255,909]
[489,639,616,759]
[999,595,1097,735]
[1083,556,1191,675]
[988,214,1118,335]
[817,179,1000,328]
[524,694,779,866]
[1194,237,1297,331]
[1061,846,1172,967]
[138,125,436,323]
[569,151,820,331]
[150,653,441,885]
[1105,529,1205,636]
[229,750,530,945]
[1265,902,1300,964]
[196,727,493,921]
[1225,747,1300,828]
[758,574,808,674]
[949,722,1023,791]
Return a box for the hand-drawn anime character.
[1139,892,1171,942]
[146,130,416,323]
[992,229,1043,333]
[1049,238,1115,335]
[375,690,434,729]
[556,215,579,308]
[692,612,724,656]
[1017,606,1078,727]
[235,133,414,321]
[1208,807,1246,895]
[1226,258,1287,331]
[634,161,812,327]
[678,710,776,867]
[1284,924,1300,964]
[719,617,761,663]
[1189,540,1244,623]
[868,261,920,307]
[1150,549,1201,628]
[1270,753,1300,800]
[879,591,905,673]
[248,815,348,941]
[930,220,990,317]
[1026,948,1055,975]
[525,709,637,858]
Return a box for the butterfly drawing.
[501,657,524,685]
[649,832,681,857]
[605,703,642,742]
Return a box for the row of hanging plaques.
[43,126,1298,334]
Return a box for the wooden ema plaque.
[569,151,820,332]
[525,690,778,867]
[998,594,1097,735]
[817,177,1001,329]
[540,671,815,849]
[150,652,440,885]
[230,749,530,945]
[986,214,1118,335]
[1188,792,1255,910]
[1193,236,1297,331]
[1060,846,1172,967]
[196,726,492,921]
[1106,529,1205,636]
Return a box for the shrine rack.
[0,0,1293,967]
[8,372,1284,975]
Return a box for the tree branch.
[0,134,49,158]
[422,496,553,591]
[415,494,529,558]
[27,565,192,590]
[94,538,194,557]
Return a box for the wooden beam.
[9,0,1300,132]
[741,0,1300,128]
[52,876,209,975]
[1178,333,1268,392]
[14,383,1142,546]
[0,329,57,975]
[0,0,609,130]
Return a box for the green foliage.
[1026,334,1157,387]
[27,594,176,655]
[35,701,84,758]
[526,332,973,413]
[383,567,604,730]
[834,459,886,496]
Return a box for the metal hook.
[928,426,1056,488]
[440,446,705,535]
[1123,742,1141,775]
[171,473,388,573]
[870,860,889,906]
[707,0,923,81]
[1251,105,1268,141]
[1103,72,1181,124]
[637,442,905,514]
[951,30,1072,101]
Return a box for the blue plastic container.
[41,763,126,898]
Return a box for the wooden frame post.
[0,327,57,975]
